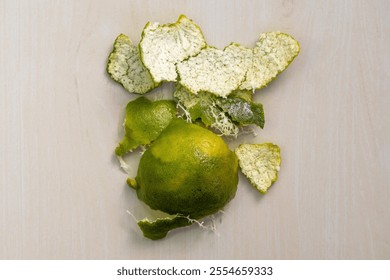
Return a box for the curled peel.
[115,97,176,156]
[240,32,300,91]
[174,84,238,136]
[137,216,191,240]
[217,95,264,128]
[139,15,206,83]
[177,32,300,97]
[177,43,252,98]
[235,143,281,193]
[174,85,264,137]
[107,34,158,94]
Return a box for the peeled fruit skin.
[235,143,281,193]
[106,34,158,94]
[135,119,239,220]
[173,84,264,137]
[115,97,176,156]
[137,216,191,240]
[139,15,206,83]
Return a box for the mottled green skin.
[217,97,264,128]
[137,216,191,240]
[135,119,238,219]
[115,97,176,156]
[174,85,265,131]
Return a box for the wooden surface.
[1,0,389,259]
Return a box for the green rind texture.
[174,85,265,136]
[137,216,192,240]
[115,97,177,156]
[135,119,238,219]
[216,98,265,129]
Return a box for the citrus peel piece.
[107,34,158,94]
[177,43,252,98]
[216,96,264,128]
[177,32,299,96]
[235,143,281,193]
[174,84,238,135]
[137,216,192,240]
[139,15,206,83]
[174,85,264,137]
[240,32,300,91]
[115,97,176,156]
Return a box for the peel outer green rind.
[115,137,139,157]
[137,216,191,240]
[139,15,206,83]
[235,143,281,193]
[107,34,158,94]
[174,85,265,136]
[229,89,253,102]
[216,98,265,129]
[174,84,239,136]
[115,97,177,156]
[177,43,252,98]
[173,84,232,130]
[240,32,300,91]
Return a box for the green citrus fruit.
[135,118,239,222]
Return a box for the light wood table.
[1,0,389,259]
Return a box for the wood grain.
[1,0,389,259]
